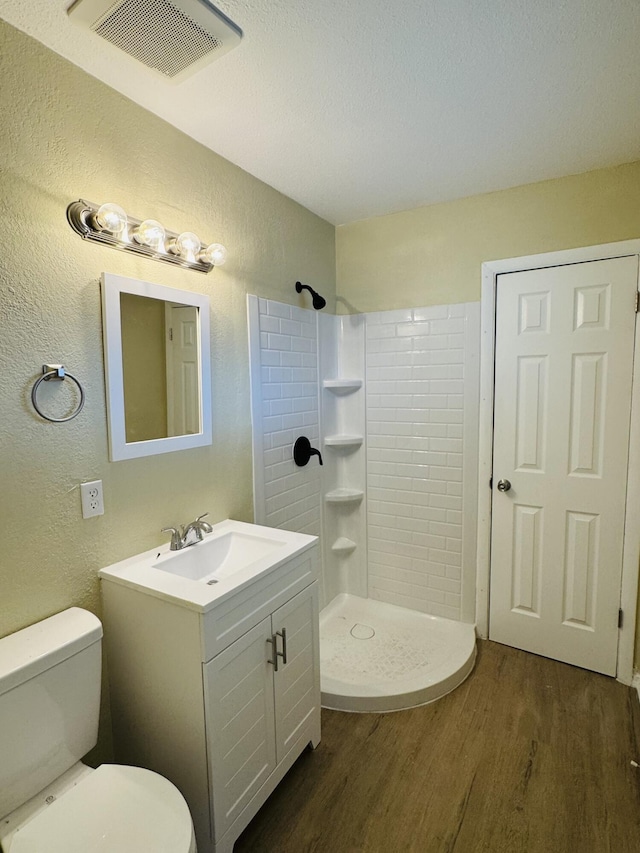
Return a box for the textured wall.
[0,21,335,760]
[336,160,640,312]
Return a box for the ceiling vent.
[67,0,242,83]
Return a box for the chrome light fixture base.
[67,200,223,273]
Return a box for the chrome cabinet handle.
[268,629,288,670]
[497,479,512,492]
[276,628,287,665]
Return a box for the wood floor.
[235,640,640,853]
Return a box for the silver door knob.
[497,479,511,492]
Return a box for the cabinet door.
[272,582,320,763]
[203,616,276,842]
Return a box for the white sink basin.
[153,530,286,583]
[98,519,317,612]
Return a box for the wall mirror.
[101,272,212,461]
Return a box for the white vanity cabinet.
[205,584,319,843]
[99,530,320,853]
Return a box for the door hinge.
[169,327,173,341]
[635,291,639,313]
[619,608,624,629]
[489,477,493,489]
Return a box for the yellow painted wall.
[0,21,335,760]
[336,161,640,312]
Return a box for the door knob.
[496,478,511,492]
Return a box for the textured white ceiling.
[2,0,640,224]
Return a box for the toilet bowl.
[1,764,196,853]
[0,608,197,853]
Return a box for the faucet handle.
[195,513,213,533]
[161,526,182,551]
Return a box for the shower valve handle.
[293,436,323,467]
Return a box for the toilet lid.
[10,765,195,853]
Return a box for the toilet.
[0,607,197,852]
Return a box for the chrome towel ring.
[31,364,85,423]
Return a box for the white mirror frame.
[101,272,212,461]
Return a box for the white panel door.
[166,303,200,436]
[273,583,320,762]
[490,256,638,675]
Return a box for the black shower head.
[295,281,326,310]
[312,292,326,310]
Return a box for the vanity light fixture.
[168,231,201,263]
[66,199,228,273]
[132,219,166,251]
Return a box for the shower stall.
[248,295,479,712]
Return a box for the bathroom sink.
[98,519,317,612]
[153,530,286,583]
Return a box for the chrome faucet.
[162,514,213,550]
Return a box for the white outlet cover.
[81,480,104,518]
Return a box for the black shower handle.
[293,436,323,467]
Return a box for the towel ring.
[31,364,85,423]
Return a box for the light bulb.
[93,202,127,234]
[200,243,228,266]
[133,219,165,251]
[172,231,201,262]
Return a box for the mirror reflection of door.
[119,293,200,443]
[166,303,200,436]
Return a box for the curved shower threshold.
[320,594,476,713]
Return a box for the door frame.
[476,240,640,684]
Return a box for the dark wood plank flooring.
[235,640,640,852]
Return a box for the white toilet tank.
[0,608,103,820]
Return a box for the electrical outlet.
[80,480,104,518]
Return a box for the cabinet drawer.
[201,548,318,660]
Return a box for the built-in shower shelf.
[331,537,357,555]
[324,488,364,504]
[323,379,363,394]
[324,434,363,448]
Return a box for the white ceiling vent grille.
[68,0,242,83]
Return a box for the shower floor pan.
[320,594,476,713]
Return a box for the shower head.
[295,281,326,310]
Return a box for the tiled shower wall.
[249,297,480,623]
[248,297,322,537]
[365,304,479,621]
